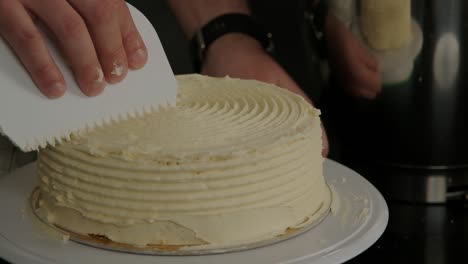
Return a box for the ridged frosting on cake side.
[36,74,331,249]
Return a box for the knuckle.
[15,27,40,43]
[105,44,125,60]
[123,29,139,43]
[32,62,57,79]
[90,0,119,25]
[61,14,86,38]
[122,30,142,49]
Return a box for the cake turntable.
[0,159,388,264]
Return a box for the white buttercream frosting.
[36,74,331,249]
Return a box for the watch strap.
[190,13,275,71]
[304,0,329,59]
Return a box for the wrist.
[323,12,335,50]
[190,14,274,71]
[206,33,264,60]
[167,0,250,39]
[202,33,267,74]
[323,13,348,56]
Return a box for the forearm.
[166,0,250,39]
[324,12,341,46]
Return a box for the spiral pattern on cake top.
[36,74,330,248]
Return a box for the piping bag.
[0,3,177,151]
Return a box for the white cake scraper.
[0,3,177,152]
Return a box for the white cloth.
[329,0,355,28]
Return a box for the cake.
[34,74,331,250]
[360,0,411,50]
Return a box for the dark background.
[1,1,467,263]
[124,2,468,263]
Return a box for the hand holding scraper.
[0,2,177,151]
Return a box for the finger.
[26,0,105,96]
[321,124,329,157]
[351,63,382,96]
[68,0,128,83]
[348,81,379,99]
[117,2,147,69]
[0,0,65,98]
[351,86,378,99]
[274,69,310,100]
[361,51,379,73]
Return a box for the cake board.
[0,159,388,264]
[30,186,332,255]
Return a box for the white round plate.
[0,159,388,264]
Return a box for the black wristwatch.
[304,0,329,58]
[190,13,275,72]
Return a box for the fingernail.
[83,67,105,96]
[128,49,147,68]
[45,82,66,99]
[95,67,104,82]
[111,61,124,77]
[91,67,106,91]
